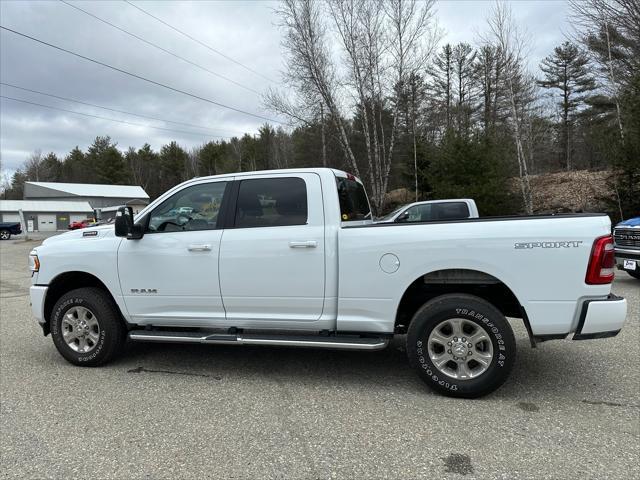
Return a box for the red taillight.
[585,235,615,284]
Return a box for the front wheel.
[50,287,126,366]
[0,229,11,240]
[407,294,516,398]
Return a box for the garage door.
[38,214,57,231]
[2,213,20,224]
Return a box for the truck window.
[147,181,228,232]
[234,177,307,228]
[433,202,470,220]
[336,177,371,221]
[401,202,469,222]
[405,204,432,222]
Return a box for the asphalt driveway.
[1,237,638,479]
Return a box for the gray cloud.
[1,0,568,177]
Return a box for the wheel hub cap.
[61,306,100,353]
[452,342,467,358]
[77,321,89,335]
[427,318,494,380]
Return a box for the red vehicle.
[68,219,93,230]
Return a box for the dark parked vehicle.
[613,216,640,280]
[0,222,22,240]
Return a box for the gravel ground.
[1,235,638,479]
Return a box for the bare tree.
[385,0,439,204]
[266,0,360,177]
[24,150,43,181]
[484,2,534,214]
[568,0,640,142]
[229,137,243,172]
[327,0,385,206]
[267,0,437,211]
[186,146,200,179]
[328,0,437,208]
[125,147,143,185]
[0,156,11,198]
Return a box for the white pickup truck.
[29,168,628,397]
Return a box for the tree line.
[2,0,638,219]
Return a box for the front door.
[117,179,230,327]
[219,173,326,326]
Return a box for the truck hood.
[616,217,640,227]
[42,225,115,245]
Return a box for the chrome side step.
[128,330,389,351]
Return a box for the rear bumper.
[615,248,640,272]
[29,285,48,325]
[615,248,640,261]
[573,294,627,340]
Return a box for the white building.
[24,182,149,211]
[0,200,94,232]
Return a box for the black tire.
[627,269,640,280]
[407,294,516,398]
[0,229,11,240]
[50,287,126,366]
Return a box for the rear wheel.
[0,229,11,240]
[407,294,516,398]
[50,287,126,366]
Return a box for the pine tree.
[396,73,428,200]
[62,147,85,183]
[135,144,161,197]
[474,45,507,134]
[258,124,276,170]
[86,136,128,184]
[452,43,477,135]
[159,141,189,192]
[538,41,596,170]
[198,141,222,176]
[430,44,454,131]
[39,152,62,181]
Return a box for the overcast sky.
[0,0,570,178]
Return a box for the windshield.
[379,206,404,221]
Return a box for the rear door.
[219,173,325,325]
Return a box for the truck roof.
[176,167,362,187]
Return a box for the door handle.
[289,241,317,248]
[188,244,212,252]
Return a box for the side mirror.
[115,206,144,239]
[396,211,410,223]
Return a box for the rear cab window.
[432,202,470,221]
[402,202,470,222]
[335,173,371,224]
